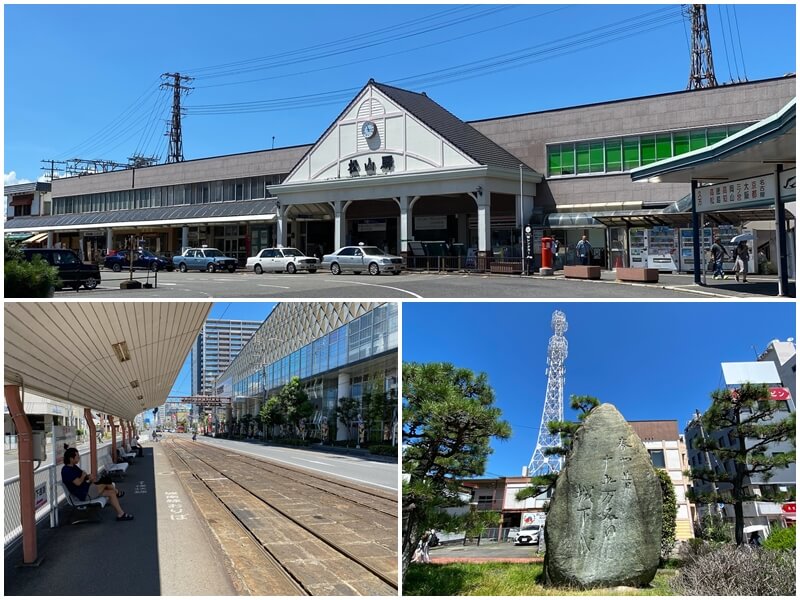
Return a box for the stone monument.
[543,403,662,589]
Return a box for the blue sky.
[402,301,796,478]
[168,302,275,398]
[5,3,796,184]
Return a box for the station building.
[4,75,795,268]
[214,302,398,442]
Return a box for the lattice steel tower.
[526,310,568,477]
[686,4,718,90]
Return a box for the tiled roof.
[373,81,537,173]
[3,198,277,230]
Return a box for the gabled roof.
[372,81,536,173]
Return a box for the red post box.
[541,237,553,270]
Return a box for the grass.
[403,563,676,596]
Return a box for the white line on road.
[323,279,422,298]
[296,458,332,465]
[257,284,292,289]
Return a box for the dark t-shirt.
[62,464,91,500]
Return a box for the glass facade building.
[192,319,261,397]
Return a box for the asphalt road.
[50,268,770,299]
[191,434,399,492]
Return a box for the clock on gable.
[361,120,377,139]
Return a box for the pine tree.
[687,382,796,545]
[402,362,510,575]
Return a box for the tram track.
[163,438,397,596]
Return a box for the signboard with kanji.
[695,175,777,213]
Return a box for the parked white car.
[321,245,403,275]
[246,247,319,274]
[509,525,541,545]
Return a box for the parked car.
[321,245,403,275]
[104,249,173,272]
[246,247,319,274]
[173,247,237,272]
[511,524,541,545]
[20,248,101,291]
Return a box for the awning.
[9,195,33,207]
[21,232,49,245]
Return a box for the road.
[49,268,791,299]
[190,434,398,491]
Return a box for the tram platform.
[4,443,236,596]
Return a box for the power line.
[716,4,734,83]
[731,5,748,81]
[724,5,741,82]
[186,6,682,116]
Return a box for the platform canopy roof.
[631,99,795,184]
[4,303,212,421]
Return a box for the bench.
[564,265,601,280]
[616,267,659,283]
[117,444,136,463]
[98,453,129,481]
[61,482,108,524]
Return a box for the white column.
[399,196,410,253]
[106,228,113,251]
[477,200,491,253]
[78,232,85,261]
[276,205,288,247]
[181,226,189,251]
[336,371,350,442]
[46,232,54,248]
[333,201,346,250]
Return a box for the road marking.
[158,282,177,286]
[257,284,292,289]
[323,279,422,298]
[296,458,332,465]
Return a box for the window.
[640,135,656,165]
[623,138,640,170]
[589,141,604,173]
[605,138,622,172]
[576,142,590,175]
[649,449,666,468]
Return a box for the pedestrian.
[710,237,730,279]
[61,448,133,521]
[733,241,750,282]
[192,431,197,441]
[576,235,592,266]
[412,531,432,564]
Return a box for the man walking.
[710,237,730,280]
[576,235,592,266]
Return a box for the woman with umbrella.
[731,233,753,283]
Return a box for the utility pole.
[687,4,718,90]
[161,72,193,163]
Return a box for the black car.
[20,248,101,291]
[104,249,173,272]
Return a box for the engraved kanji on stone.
[621,471,634,488]
[618,437,633,449]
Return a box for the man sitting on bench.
[61,448,134,521]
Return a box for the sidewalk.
[546,271,795,298]
[4,445,235,596]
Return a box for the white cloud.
[4,171,32,186]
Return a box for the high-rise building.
[192,318,261,397]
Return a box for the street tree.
[687,382,796,545]
[259,395,284,440]
[402,362,510,575]
[335,396,359,445]
[278,377,314,435]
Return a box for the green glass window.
[576,142,590,174]
[707,127,727,146]
[561,144,575,175]
[656,134,672,160]
[623,138,640,170]
[548,146,562,176]
[640,135,656,165]
[728,123,749,135]
[690,130,706,150]
[605,139,622,172]
[673,131,690,155]
[590,141,604,173]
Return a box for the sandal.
[116,491,125,498]
[117,513,134,521]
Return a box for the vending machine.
[628,227,678,272]
[678,227,713,273]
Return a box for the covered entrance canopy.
[4,303,212,420]
[632,99,795,294]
